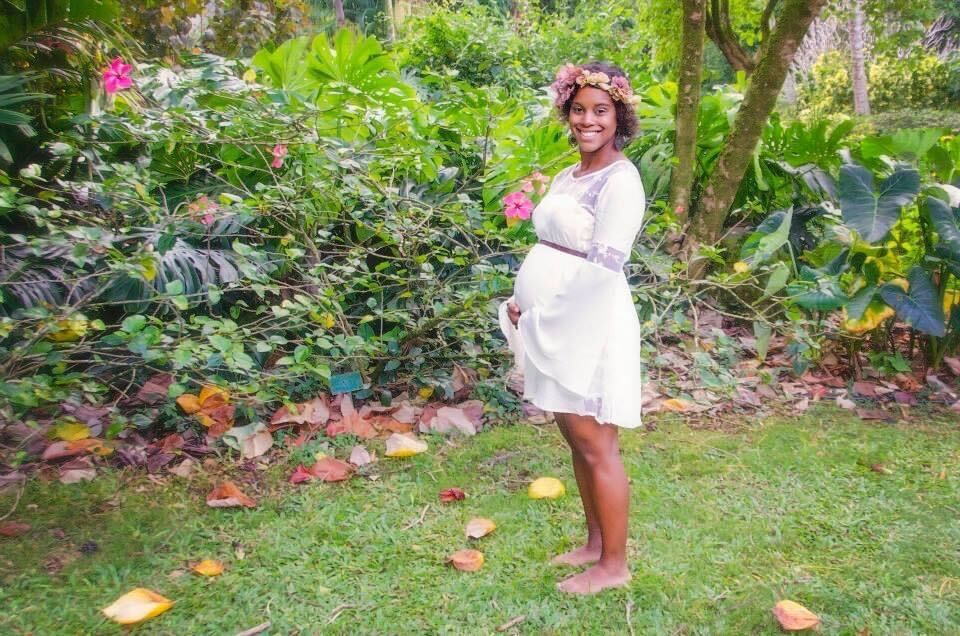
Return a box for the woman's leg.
[556,412,631,594]
[552,413,603,566]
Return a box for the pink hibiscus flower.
[503,191,534,220]
[271,144,288,169]
[102,57,133,94]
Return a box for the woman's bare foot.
[556,563,631,595]
[550,543,602,567]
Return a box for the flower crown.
[549,64,640,110]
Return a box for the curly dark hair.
[559,62,639,151]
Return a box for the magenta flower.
[271,144,288,169]
[503,191,534,220]
[201,213,216,226]
[102,57,133,94]
[529,171,550,194]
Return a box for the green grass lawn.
[2,407,959,635]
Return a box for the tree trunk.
[332,0,346,27]
[850,0,870,115]
[669,0,707,230]
[705,0,758,73]
[384,0,396,41]
[685,0,828,278]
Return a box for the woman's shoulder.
[603,160,644,195]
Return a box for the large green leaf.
[925,195,960,262]
[838,164,919,243]
[251,37,314,98]
[739,207,793,267]
[859,128,948,161]
[879,267,945,337]
[786,266,847,311]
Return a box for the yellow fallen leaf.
[385,433,428,458]
[191,559,225,577]
[661,398,691,412]
[50,421,90,441]
[772,599,820,631]
[101,588,174,625]
[528,477,565,499]
[198,385,229,406]
[417,386,434,400]
[465,517,496,539]
[176,394,201,415]
[448,549,484,572]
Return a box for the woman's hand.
[507,302,521,327]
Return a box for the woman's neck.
[576,147,625,176]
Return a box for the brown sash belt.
[540,240,587,259]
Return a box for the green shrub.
[868,50,954,112]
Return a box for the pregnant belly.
[514,244,580,313]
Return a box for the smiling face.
[567,86,618,155]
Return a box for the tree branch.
[760,0,781,43]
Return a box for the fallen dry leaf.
[101,588,174,625]
[465,517,496,539]
[448,549,484,572]
[528,477,565,499]
[856,408,894,421]
[206,481,256,508]
[348,445,374,467]
[852,381,878,398]
[130,373,173,406]
[178,386,234,435]
[176,394,202,415]
[326,411,378,439]
[385,433,428,457]
[269,396,330,431]
[660,398,691,412]
[310,457,353,482]
[870,463,893,475]
[0,521,30,537]
[835,394,856,410]
[42,438,110,461]
[241,428,273,459]
[794,397,810,412]
[168,458,197,478]
[772,599,820,631]
[289,464,313,485]
[426,406,477,436]
[50,420,90,441]
[59,457,96,484]
[439,488,466,503]
[191,559,225,577]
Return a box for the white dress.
[499,159,646,428]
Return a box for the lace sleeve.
[586,167,646,272]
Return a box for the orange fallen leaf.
[326,411,378,439]
[310,457,353,482]
[198,384,229,406]
[42,438,111,461]
[206,481,257,508]
[439,488,466,503]
[191,559,225,577]
[176,394,201,415]
[465,517,496,539]
[773,600,820,631]
[448,549,484,572]
[101,588,174,625]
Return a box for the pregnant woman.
[499,62,646,595]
